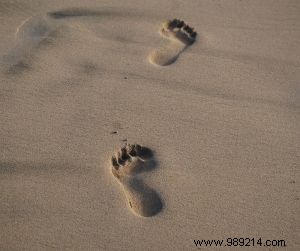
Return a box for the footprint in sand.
[3,15,57,74]
[111,144,162,217]
[148,19,197,66]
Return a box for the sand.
[148,19,196,66]
[0,0,299,250]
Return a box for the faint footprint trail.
[3,14,58,74]
[111,144,162,217]
[148,19,197,66]
[3,9,197,73]
[2,8,126,74]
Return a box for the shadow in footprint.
[127,145,157,174]
[125,177,163,217]
[111,144,163,217]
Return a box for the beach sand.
[0,0,299,250]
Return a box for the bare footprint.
[111,144,162,217]
[148,19,197,66]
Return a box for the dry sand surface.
[0,0,299,250]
